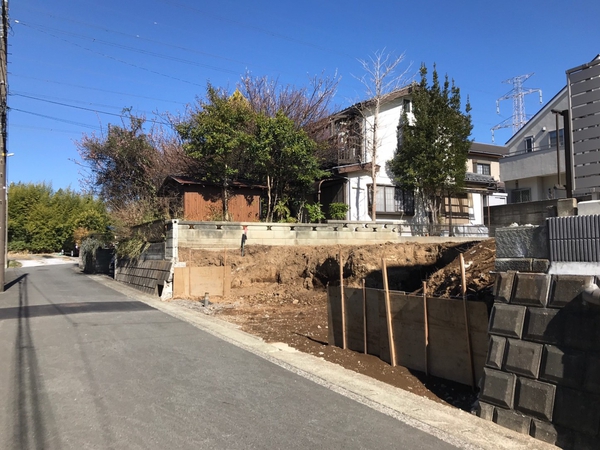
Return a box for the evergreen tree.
[176,86,256,221]
[389,64,472,224]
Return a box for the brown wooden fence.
[327,286,489,386]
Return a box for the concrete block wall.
[167,220,483,252]
[489,198,577,228]
[174,220,402,249]
[478,272,600,448]
[495,226,550,273]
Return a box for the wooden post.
[223,248,228,297]
[339,248,347,350]
[460,254,476,391]
[423,280,429,377]
[362,278,367,354]
[382,257,396,367]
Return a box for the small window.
[476,163,491,175]
[368,185,415,215]
[549,129,564,148]
[524,136,534,152]
[403,99,412,113]
[511,188,531,203]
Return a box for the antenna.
[491,73,542,142]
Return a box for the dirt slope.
[174,239,497,411]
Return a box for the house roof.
[469,142,508,158]
[329,84,414,119]
[464,172,505,193]
[159,175,267,195]
[504,86,568,146]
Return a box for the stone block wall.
[494,226,550,273]
[115,259,172,296]
[478,272,600,448]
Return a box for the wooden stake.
[362,278,367,355]
[423,280,429,377]
[339,248,347,350]
[382,257,396,367]
[223,248,228,297]
[460,254,476,391]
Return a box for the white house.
[500,87,569,203]
[318,87,506,229]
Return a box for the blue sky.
[8,0,600,191]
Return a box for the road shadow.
[0,300,155,321]
[10,274,61,449]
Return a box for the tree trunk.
[222,183,230,221]
[370,99,380,222]
[266,175,272,222]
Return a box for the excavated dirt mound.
[174,239,497,411]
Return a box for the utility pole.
[0,0,8,291]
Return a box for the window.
[368,185,415,215]
[476,163,491,175]
[403,99,412,113]
[549,129,564,147]
[511,188,531,203]
[524,136,534,152]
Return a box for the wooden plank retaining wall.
[328,286,489,386]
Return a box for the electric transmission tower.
[491,73,542,142]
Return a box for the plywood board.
[173,266,190,297]
[427,297,488,385]
[173,266,230,297]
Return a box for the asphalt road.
[0,263,460,450]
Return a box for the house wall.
[501,148,565,184]
[469,155,501,180]
[500,88,569,203]
[346,97,413,222]
[183,186,261,222]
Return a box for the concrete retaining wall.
[477,272,600,448]
[494,226,550,273]
[489,198,576,227]
[167,220,483,252]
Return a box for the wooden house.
[159,176,265,222]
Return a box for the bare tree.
[76,113,199,229]
[354,50,410,221]
[238,71,340,136]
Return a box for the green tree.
[178,86,327,222]
[176,86,256,221]
[7,182,110,253]
[389,64,472,224]
[252,112,328,221]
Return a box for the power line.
[11,92,172,126]
[9,108,101,130]
[11,74,186,105]
[13,21,207,87]
[14,20,242,76]
[10,123,91,134]
[19,11,256,69]
[161,0,356,60]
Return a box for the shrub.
[305,202,325,223]
[329,202,348,220]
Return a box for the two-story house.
[500,55,600,203]
[318,87,506,230]
[500,87,568,203]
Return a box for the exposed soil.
[174,239,497,412]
